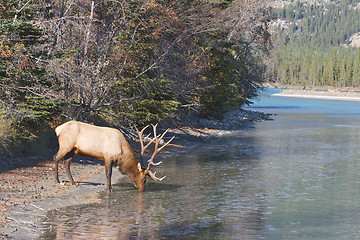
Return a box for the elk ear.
[137,162,143,172]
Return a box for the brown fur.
[53,120,146,192]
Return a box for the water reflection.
[40,134,270,239]
[40,93,360,239]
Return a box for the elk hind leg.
[53,152,62,184]
[64,156,75,185]
[53,150,74,184]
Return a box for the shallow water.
[40,89,360,239]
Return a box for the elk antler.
[136,123,175,181]
[135,125,156,166]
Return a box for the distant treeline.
[270,0,360,88]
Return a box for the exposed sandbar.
[273,89,360,101]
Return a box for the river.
[39,89,360,239]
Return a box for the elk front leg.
[105,161,113,193]
[64,157,75,185]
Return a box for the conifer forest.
[270,0,360,88]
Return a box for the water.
[40,89,360,239]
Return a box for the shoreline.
[273,90,360,101]
[271,89,360,101]
[263,83,360,101]
[0,109,271,239]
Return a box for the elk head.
[134,124,174,192]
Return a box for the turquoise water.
[246,89,360,239]
[40,89,360,239]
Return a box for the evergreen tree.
[270,0,360,88]
[0,0,62,138]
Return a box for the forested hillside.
[0,0,272,150]
[270,0,360,88]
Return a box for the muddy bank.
[0,109,271,240]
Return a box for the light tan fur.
[53,120,146,192]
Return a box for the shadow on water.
[113,182,183,192]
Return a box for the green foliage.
[0,20,41,45]
[0,0,271,149]
[271,0,360,88]
[113,76,179,125]
[132,99,179,124]
[18,96,65,123]
[0,0,18,18]
[0,0,61,143]
[215,0,235,8]
[199,45,252,117]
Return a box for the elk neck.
[115,144,143,178]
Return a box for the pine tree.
[270,0,360,88]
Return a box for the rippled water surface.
[40,89,360,239]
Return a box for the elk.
[52,120,174,192]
